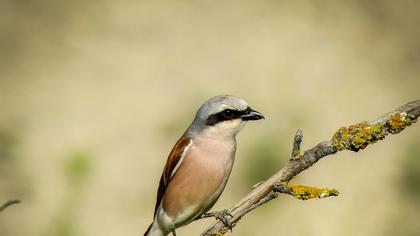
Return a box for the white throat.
[189,119,245,140]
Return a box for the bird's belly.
[162,141,235,225]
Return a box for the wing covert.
[153,135,192,215]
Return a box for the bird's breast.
[162,137,236,223]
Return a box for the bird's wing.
[153,135,192,215]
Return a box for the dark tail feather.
[144,223,153,236]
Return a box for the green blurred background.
[1,0,419,235]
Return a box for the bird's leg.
[198,209,233,231]
[199,212,215,219]
[171,227,177,236]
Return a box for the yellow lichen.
[332,126,349,151]
[292,149,302,159]
[387,112,414,134]
[287,184,339,200]
[332,112,416,152]
[214,224,233,235]
[332,121,387,152]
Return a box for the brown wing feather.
[153,135,192,215]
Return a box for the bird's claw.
[214,209,233,231]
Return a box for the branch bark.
[201,100,420,235]
[0,199,21,212]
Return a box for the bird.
[144,95,264,236]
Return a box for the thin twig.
[0,199,21,212]
[290,129,303,160]
[201,100,420,235]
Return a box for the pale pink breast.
[162,138,236,223]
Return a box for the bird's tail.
[144,222,165,236]
[144,223,153,236]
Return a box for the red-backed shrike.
[144,95,264,236]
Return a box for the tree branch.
[0,199,21,212]
[201,100,420,235]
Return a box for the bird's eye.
[222,109,235,119]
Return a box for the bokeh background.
[1,1,419,235]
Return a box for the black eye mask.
[206,107,251,126]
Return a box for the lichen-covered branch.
[201,100,420,236]
[0,199,21,212]
[274,182,339,200]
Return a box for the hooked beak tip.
[241,109,265,121]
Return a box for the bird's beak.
[241,108,265,121]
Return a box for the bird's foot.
[201,209,233,231]
[215,209,233,231]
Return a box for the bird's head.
[187,95,264,138]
